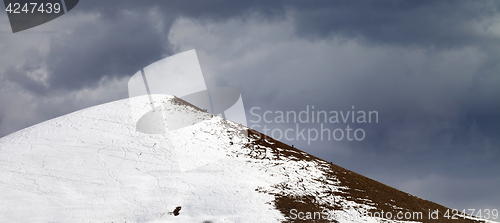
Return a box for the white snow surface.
[0,95,490,223]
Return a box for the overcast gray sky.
[0,0,499,214]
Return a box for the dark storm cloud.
[76,0,285,21]
[8,0,500,93]
[4,0,289,93]
[4,49,48,94]
[290,0,500,48]
[45,12,168,91]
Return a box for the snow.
[0,95,283,222]
[0,94,494,223]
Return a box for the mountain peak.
[0,95,492,222]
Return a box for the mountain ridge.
[245,128,488,223]
[0,95,493,223]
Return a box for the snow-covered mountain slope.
[0,95,493,223]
